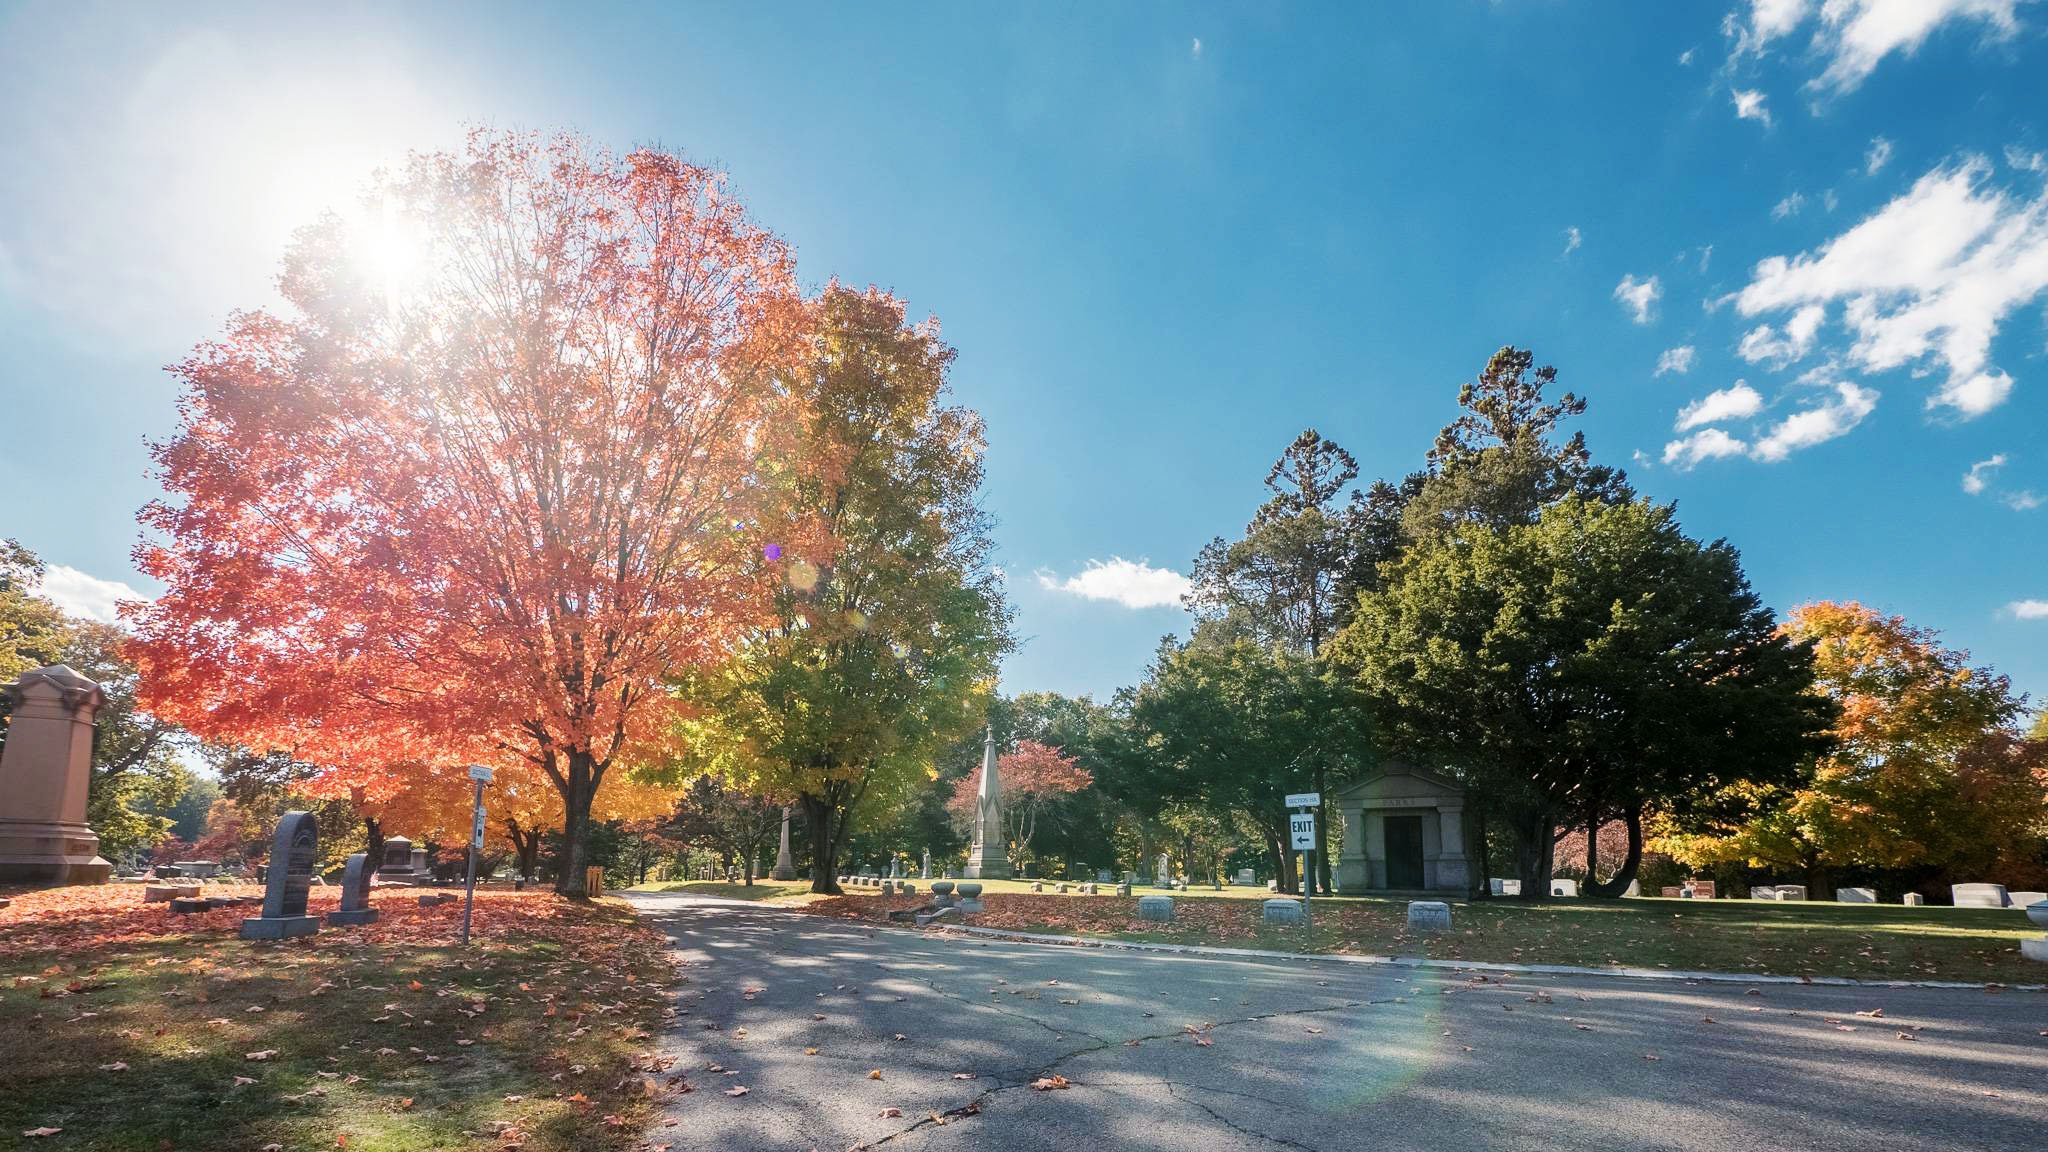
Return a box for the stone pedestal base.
[0,819,112,885]
[961,844,1010,880]
[327,909,380,926]
[240,915,319,940]
[2021,937,2048,964]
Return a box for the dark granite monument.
[241,811,320,940]
[327,851,379,926]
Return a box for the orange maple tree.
[129,129,808,894]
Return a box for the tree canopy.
[670,284,1010,893]
[128,130,807,894]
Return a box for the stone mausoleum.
[1333,763,1475,897]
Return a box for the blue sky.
[1,1,2044,713]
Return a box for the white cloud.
[1663,428,1750,469]
[1732,88,1773,127]
[1698,244,1715,273]
[1963,453,2007,494]
[2004,489,2044,511]
[1725,0,2024,95]
[1751,380,1879,461]
[1655,345,1697,376]
[1811,0,2023,95]
[1772,191,1806,219]
[1191,37,1202,59]
[1614,273,1662,324]
[1678,47,1697,66]
[1036,558,1190,610]
[1865,136,1894,175]
[1735,156,2048,420]
[35,564,147,624]
[1676,382,1766,431]
[1562,226,1582,257]
[2007,599,2048,619]
[1736,303,1827,366]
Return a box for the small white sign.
[1290,813,1316,850]
[470,807,486,851]
[468,764,495,783]
[1285,792,1321,809]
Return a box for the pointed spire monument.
[770,805,796,880]
[963,724,1011,879]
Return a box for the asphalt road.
[625,890,2048,1152]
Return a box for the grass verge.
[803,890,2048,984]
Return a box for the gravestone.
[1689,880,1718,899]
[1098,869,1114,883]
[1235,868,1256,886]
[1056,883,1070,894]
[1406,901,1452,931]
[1137,895,1174,922]
[922,849,931,880]
[1262,898,1305,925]
[173,860,221,879]
[2008,890,2048,908]
[1030,881,1043,892]
[1902,892,1925,906]
[380,837,421,884]
[1835,887,1876,903]
[0,665,114,884]
[929,880,956,909]
[956,881,985,914]
[1750,885,1779,900]
[240,812,320,940]
[327,852,379,925]
[1952,883,2008,908]
[1116,881,1132,896]
[1623,880,1640,897]
[1773,885,1807,900]
[1551,879,1578,897]
[1156,853,1172,886]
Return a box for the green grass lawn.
[808,888,2048,984]
[0,888,678,1151]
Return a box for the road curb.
[934,923,2048,993]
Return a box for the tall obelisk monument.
[962,725,1011,879]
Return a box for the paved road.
[626,891,2048,1152]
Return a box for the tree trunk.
[1585,808,1643,899]
[1472,808,1493,900]
[801,793,843,895]
[554,750,598,898]
[506,820,540,881]
[1513,809,1552,900]
[1312,768,1332,894]
[363,816,384,867]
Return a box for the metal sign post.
[1287,792,1319,930]
[459,764,494,946]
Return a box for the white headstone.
[1406,901,1452,931]
[1834,887,1876,903]
[1951,883,2008,908]
[1551,879,1578,897]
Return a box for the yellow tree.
[1659,601,2047,892]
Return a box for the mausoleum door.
[1385,814,1425,889]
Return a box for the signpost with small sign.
[1287,792,1320,927]
[460,764,494,946]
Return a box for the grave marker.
[328,852,379,925]
[241,811,319,940]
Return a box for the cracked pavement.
[626,890,2048,1151]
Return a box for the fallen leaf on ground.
[245,1050,279,1061]
[23,1128,62,1138]
[867,1069,882,1080]
[724,1086,749,1097]
[952,1072,976,1080]
[1031,1075,1071,1091]
[879,1107,902,1118]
